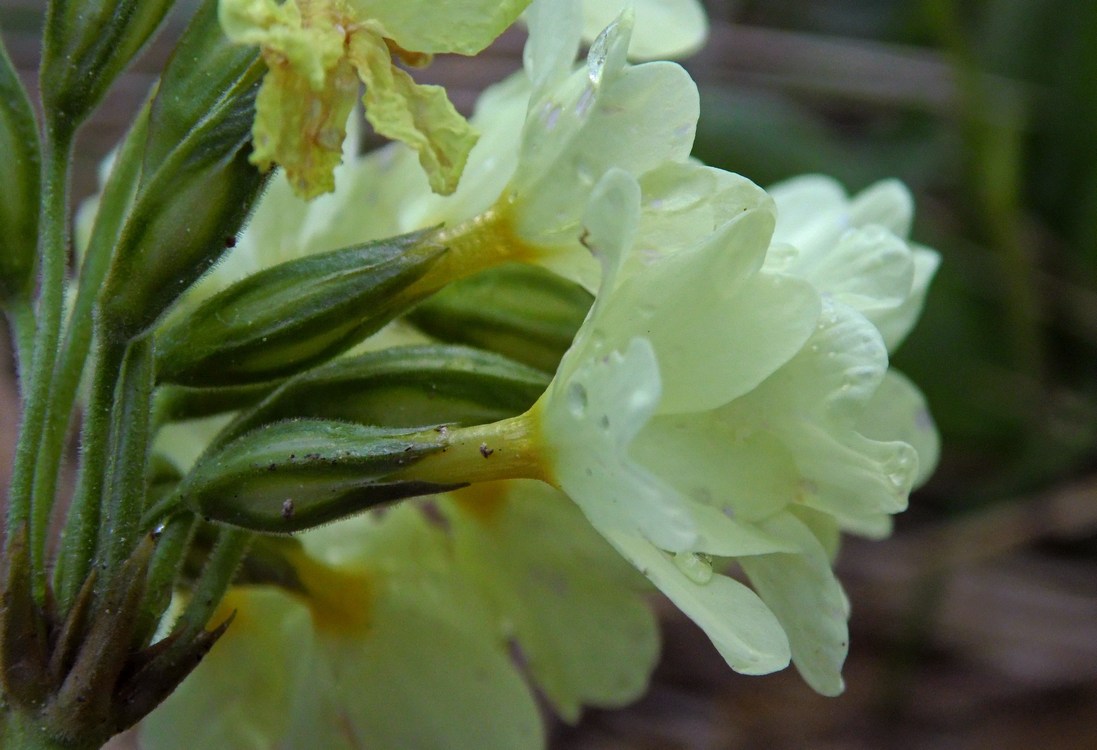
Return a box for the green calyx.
[175,420,466,533]
[0,524,229,749]
[408,264,593,373]
[40,0,177,127]
[219,344,552,441]
[153,231,446,387]
[97,59,268,343]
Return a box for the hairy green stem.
[5,122,75,603]
[30,103,150,576]
[54,335,126,612]
[0,707,95,750]
[3,297,36,388]
[96,337,155,584]
[174,528,252,639]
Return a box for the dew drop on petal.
[885,450,915,491]
[674,552,714,585]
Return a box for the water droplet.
[886,452,914,490]
[567,382,588,417]
[674,552,713,585]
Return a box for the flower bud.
[221,344,551,441]
[154,231,444,387]
[179,420,463,533]
[144,0,260,175]
[97,66,267,342]
[408,265,592,372]
[40,0,177,126]
[0,37,40,304]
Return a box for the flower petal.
[607,531,792,675]
[444,481,659,722]
[290,508,545,749]
[630,161,773,273]
[874,245,940,350]
[220,0,358,199]
[632,409,804,528]
[768,174,847,247]
[849,179,914,237]
[357,0,531,55]
[858,369,940,487]
[523,0,582,88]
[740,513,850,696]
[595,209,820,413]
[511,16,697,258]
[140,589,310,749]
[349,33,479,195]
[542,336,698,552]
[788,226,915,320]
[724,300,919,524]
[580,0,709,60]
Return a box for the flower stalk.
[7,120,75,604]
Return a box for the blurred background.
[2,0,1096,747]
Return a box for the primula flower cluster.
[140,0,937,746]
[533,166,937,693]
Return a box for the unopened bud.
[40,0,177,126]
[179,420,463,533]
[154,231,444,387]
[98,65,267,341]
[221,344,550,441]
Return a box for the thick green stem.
[54,335,126,613]
[5,122,75,602]
[96,337,155,583]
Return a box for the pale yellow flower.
[219,0,530,198]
